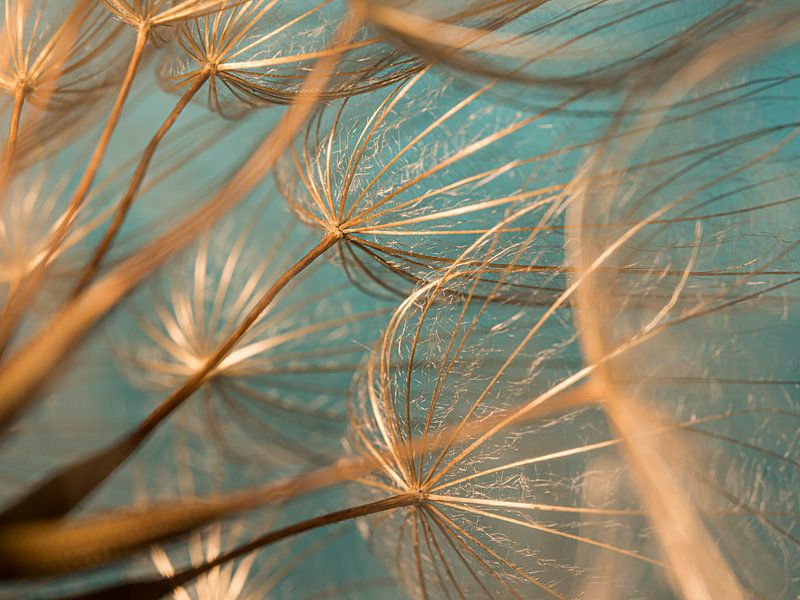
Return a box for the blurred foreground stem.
[60,493,418,600]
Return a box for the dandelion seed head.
[157,0,420,116]
[120,209,388,466]
[0,1,129,111]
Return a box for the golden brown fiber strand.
[50,26,148,241]
[0,16,362,432]
[101,0,249,27]
[2,87,24,176]
[71,73,211,295]
[53,494,418,600]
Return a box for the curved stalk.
[0,25,150,354]
[63,25,150,225]
[0,232,340,524]
[1,87,26,183]
[72,73,211,295]
[8,494,418,590]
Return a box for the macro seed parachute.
[0,0,127,177]
[159,0,421,114]
[0,1,123,110]
[0,1,797,599]
[275,69,596,302]
[101,0,243,30]
[345,265,656,599]
[122,206,391,467]
[0,8,354,431]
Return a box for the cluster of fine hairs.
[0,1,797,598]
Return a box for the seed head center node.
[330,225,345,240]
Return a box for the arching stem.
[0,232,340,524]
[0,25,149,354]
[63,25,150,226]
[10,494,417,594]
[1,86,26,185]
[72,73,211,296]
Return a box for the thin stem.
[53,494,417,600]
[0,232,340,524]
[1,86,26,182]
[137,231,338,438]
[64,25,149,225]
[0,26,150,354]
[72,73,210,295]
